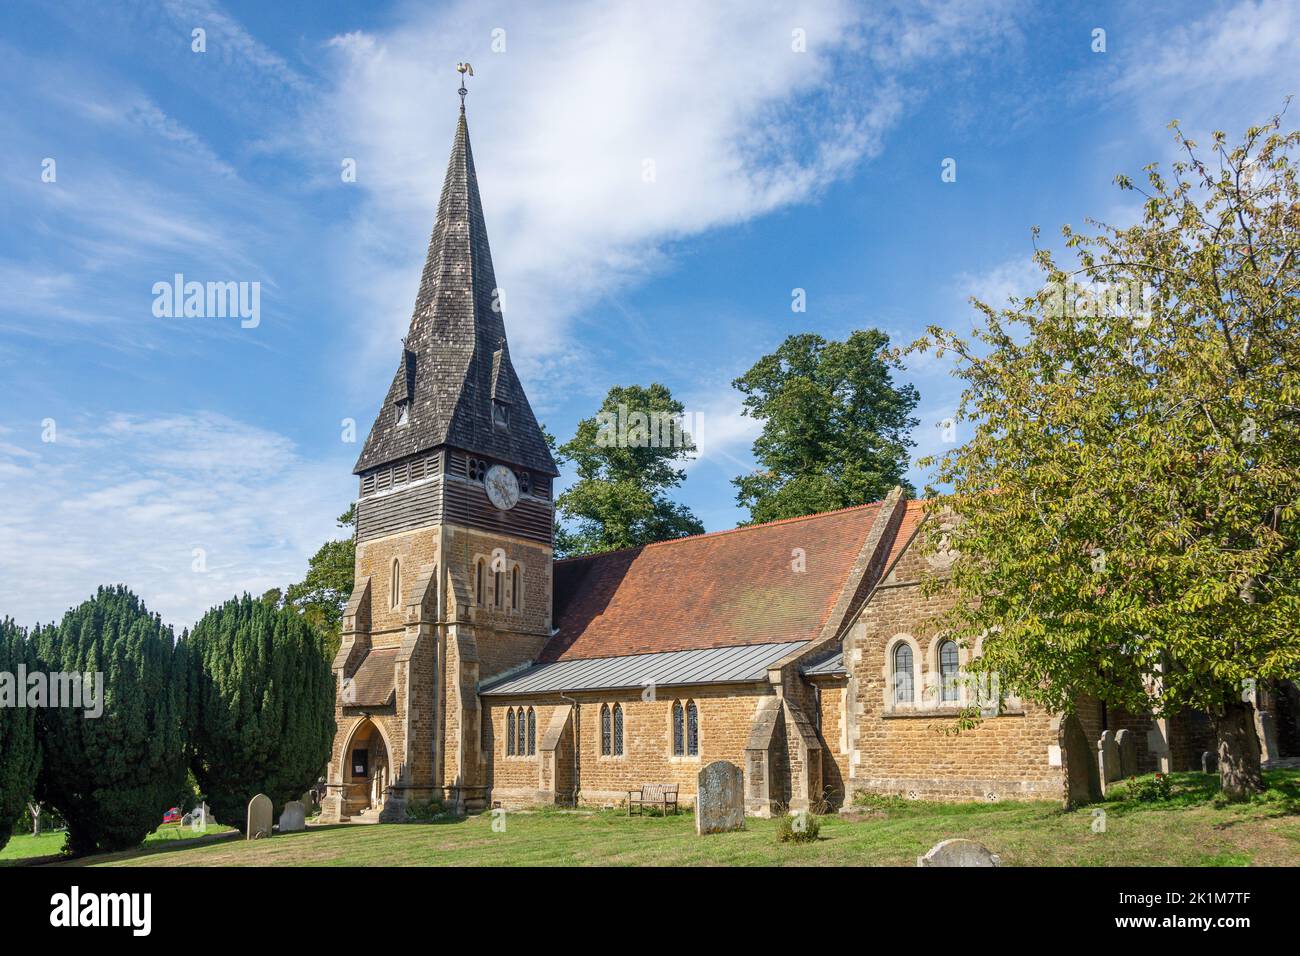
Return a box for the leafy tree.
[556,384,704,556]
[911,114,1300,800]
[35,587,187,854]
[185,594,335,830]
[732,330,919,524]
[284,505,356,659]
[0,618,40,853]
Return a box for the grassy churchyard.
[2,821,236,864]
[7,769,1297,868]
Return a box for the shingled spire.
[354,104,558,477]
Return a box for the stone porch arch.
[341,715,395,818]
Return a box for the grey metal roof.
[354,108,557,477]
[801,651,846,676]
[480,641,808,697]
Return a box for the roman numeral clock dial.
[484,464,520,510]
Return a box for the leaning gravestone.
[247,793,273,840]
[1062,714,1102,806]
[695,760,745,835]
[1202,750,1218,774]
[301,790,317,813]
[917,838,1000,867]
[1098,730,1122,789]
[278,800,307,833]
[1115,729,1137,779]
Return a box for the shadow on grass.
[1102,768,1300,818]
[0,853,66,868]
[43,829,242,867]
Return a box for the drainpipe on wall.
[559,691,580,807]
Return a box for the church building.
[318,97,1287,823]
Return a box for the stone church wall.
[809,679,850,806]
[356,524,440,636]
[482,684,772,808]
[845,519,1066,803]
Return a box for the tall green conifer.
[0,618,40,852]
[36,587,187,854]
[185,595,335,830]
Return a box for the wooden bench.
[627,783,679,816]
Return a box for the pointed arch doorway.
[343,717,391,819]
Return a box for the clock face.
[484,464,520,511]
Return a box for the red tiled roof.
[546,503,884,661]
[884,499,927,571]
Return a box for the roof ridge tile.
[555,498,911,565]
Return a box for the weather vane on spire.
[456,62,473,110]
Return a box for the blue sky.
[1,0,1296,628]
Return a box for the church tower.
[320,87,558,822]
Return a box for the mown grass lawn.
[1,822,236,864]
[34,769,1300,868]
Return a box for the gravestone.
[278,800,307,833]
[695,760,745,835]
[301,790,316,813]
[1202,750,1218,774]
[1146,720,1172,773]
[1097,730,1121,791]
[1115,729,1137,779]
[1256,710,1280,763]
[916,838,1000,867]
[1061,714,1102,806]
[246,793,273,839]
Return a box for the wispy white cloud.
[955,255,1045,311]
[155,0,313,96]
[1109,0,1300,155]
[680,387,762,477]
[1117,0,1299,108]
[299,0,1027,396]
[0,412,353,630]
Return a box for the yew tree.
[36,587,188,853]
[912,115,1300,800]
[0,618,40,853]
[185,594,335,830]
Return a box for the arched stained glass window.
[600,704,611,756]
[672,701,684,756]
[939,639,959,703]
[475,559,484,606]
[506,708,516,755]
[511,565,520,610]
[893,643,915,705]
[516,707,526,756]
[686,701,699,756]
[527,708,536,756]
[613,704,624,756]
